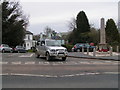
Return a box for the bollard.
[87,47,89,55]
[110,47,113,56]
[117,46,119,53]
[93,48,96,57]
[96,46,98,51]
[82,47,84,53]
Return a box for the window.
[28,35,30,40]
[24,44,26,47]
[27,43,29,46]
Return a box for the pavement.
[68,52,120,61]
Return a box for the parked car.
[35,39,68,61]
[0,44,13,53]
[13,46,26,53]
[72,43,95,52]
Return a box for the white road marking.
[56,62,64,64]
[11,62,21,65]
[25,62,35,64]
[103,72,119,74]
[39,62,44,64]
[79,62,91,64]
[1,60,118,65]
[10,73,58,78]
[19,53,34,57]
[1,72,118,77]
[104,61,112,63]
[112,63,118,65]
[0,62,8,64]
[8,53,17,57]
[61,74,75,77]
[44,62,50,64]
[0,73,9,75]
[52,62,59,65]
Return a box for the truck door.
[40,41,45,55]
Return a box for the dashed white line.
[8,53,18,57]
[19,53,34,57]
[1,72,118,77]
[0,73,9,75]
[0,62,8,64]
[1,61,118,65]
[11,62,21,65]
[44,62,50,64]
[25,62,35,65]
[39,62,44,64]
[9,73,58,78]
[79,62,91,64]
[104,61,112,63]
[56,62,64,64]
[103,72,119,74]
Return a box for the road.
[1,53,119,88]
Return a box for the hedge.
[62,44,74,52]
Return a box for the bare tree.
[68,17,76,31]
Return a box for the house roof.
[25,31,33,35]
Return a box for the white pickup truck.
[35,39,68,61]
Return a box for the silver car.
[35,39,68,61]
[0,44,13,53]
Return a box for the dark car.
[72,43,95,52]
[13,46,26,53]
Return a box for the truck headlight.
[50,49,56,52]
[65,49,67,52]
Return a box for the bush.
[111,45,120,52]
[62,44,74,52]
[27,49,34,53]
[31,47,36,52]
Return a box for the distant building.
[118,1,120,32]
[39,31,65,45]
[23,31,36,50]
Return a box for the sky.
[19,0,120,35]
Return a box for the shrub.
[62,44,74,52]
[27,49,34,53]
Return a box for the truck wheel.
[46,53,51,61]
[10,50,13,53]
[62,57,66,61]
[35,53,40,58]
[77,49,80,52]
[2,49,5,53]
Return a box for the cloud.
[21,2,118,34]
[20,0,119,2]
[29,13,72,25]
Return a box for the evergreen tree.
[105,19,119,45]
[2,1,29,47]
[68,11,90,44]
[76,11,90,33]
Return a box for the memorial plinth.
[98,18,108,51]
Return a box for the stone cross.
[100,18,106,44]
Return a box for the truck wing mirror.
[36,42,40,45]
[41,43,45,46]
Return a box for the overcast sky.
[19,0,119,35]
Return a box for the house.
[23,31,36,50]
[40,31,65,45]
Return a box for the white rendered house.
[23,31,34,50]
